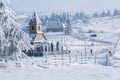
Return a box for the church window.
[40,46,43,52]
[32,26,34,30]
[38,26,40,30]
[37,47,40,52]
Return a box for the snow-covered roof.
[46,22,66,28]
[62,23,67,28]
[31,33,47,43]
[29,12,42,25]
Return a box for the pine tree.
[79,12,86,19]
[106,10,111,16]
[0,0,33,59]
[100,11,106,17]
[82,15,91,24]
[113,9,120,16]
[64,17,72,35]
[92,12,98,18]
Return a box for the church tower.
[26,12,47,57]
[29,12,42,34]
[29,12,47,45]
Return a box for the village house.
[45,21,65,32]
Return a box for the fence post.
[44,51,48,66]
[80,53,83,64]
[106,51,113,66]
[94,55,96,64]
[68,50,72,63]
[106,54,109,66]
[53,50,57,67]
[75,51,78,63]
[61,51,64,66]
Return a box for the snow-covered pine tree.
[64,17,72,35]
[92,12,99,18]
[79,12,86,20]
[113,9,120,16]
[100,11,106,17]
[106,10,111,17]
[82,14,91,24]
[0,0,33,59]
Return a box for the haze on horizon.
[10,0,120,14]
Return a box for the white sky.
[10,0,120,14]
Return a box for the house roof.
[46,21,66,28]
[32,33,47,43]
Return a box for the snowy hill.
[72,16,120,45]
[72,16,120,55]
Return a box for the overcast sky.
[10,0,120,14]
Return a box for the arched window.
[38,26,40,30]
[45,46,47,52]
[40,46,43,52]
[37,47,40,52]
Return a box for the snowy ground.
[1,16,120,80]
[1,32,120,80]
[0,57,120,80]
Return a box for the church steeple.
[29,12,42,34]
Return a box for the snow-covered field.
[1,31,120,80]
[1,0,120,79]
[1,16,120,80]
[0,57,120,80]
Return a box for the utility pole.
[84,38,87,59]
[113,34,120,55]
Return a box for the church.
[25,12,66,57]
[26,12,48,57]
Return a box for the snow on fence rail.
[42,51,95,67]
[0,50,113,68]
